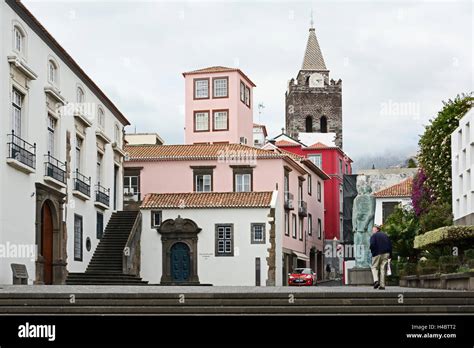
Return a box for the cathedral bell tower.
[285,20,343,148]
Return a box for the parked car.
[288,268,317,286]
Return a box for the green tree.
[417,94,473,205]
[383,205,420,261]
[407,158,417,168]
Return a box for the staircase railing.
[123,211,142,275]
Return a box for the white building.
[252,123,267,148]
[452,108,474,225]
[0,0,129,284]
[140,191,280,286]
[125,133,164,146]
[373,177,413,225]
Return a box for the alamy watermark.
[0,242,36,261]
[380,99,420,120]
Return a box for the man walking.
[369,224,392,290]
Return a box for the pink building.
[124,66,330,285]
[124,143,329,283]
[183,66,255,146]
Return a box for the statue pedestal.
[348,268,373,285]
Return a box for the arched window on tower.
[320,116,328,133]
[305,116,313,132]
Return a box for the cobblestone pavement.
[0,285,463,294]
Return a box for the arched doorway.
[158,216,201,285]
[170,242,190,282]
[320,116,328,133]
[41,202,54,285]
[305,116,313,132]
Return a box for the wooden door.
[41,203,53,284]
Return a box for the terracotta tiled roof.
[125,143,284,161]
[374,178,413,198]
[275,140,300,147]
[182,66,256,87]
[307,142,334,149]
[141,191,274,209]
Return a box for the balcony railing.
[44,152,66,184]
[7,131,36,169]
[95,183,110,207]
[74,169,91,197]
[298,200,308,216]
[284,191,294,210]
[124,187,140,202]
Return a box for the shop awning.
[292,251,310,261]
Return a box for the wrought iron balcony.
[74,169,91,197]
[95,183,110,207]
[44,152,66,184]
[298,200,308,217]
[7,131,36,170]
[284,191,294,210]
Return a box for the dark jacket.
[369,231,392,258]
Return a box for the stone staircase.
[0,288,472,314]
[66,211,147,285]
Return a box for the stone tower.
[285,24,343,148]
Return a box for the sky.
[23,0,473,162]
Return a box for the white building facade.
[140,191,280,286]
[0,0,129,284]
[452,108,474,225]
[373,177,413,225]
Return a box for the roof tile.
[374,178,413,198]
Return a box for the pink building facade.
[183,66,255,146]
[124,143,329,283]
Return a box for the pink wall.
[184,70,254,145]
[127,156,325,256]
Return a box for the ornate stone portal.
[157,216,201,285]
[348,179,375,285]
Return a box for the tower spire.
[301,12,327,71]
[310,9,314,29]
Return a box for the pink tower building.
[183,66,255,145]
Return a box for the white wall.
[141,207,275,286]
[451,108,474,221]
[374,197,411,225]
[0,2,126,283]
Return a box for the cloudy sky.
[24,0,473,162]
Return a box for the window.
[305,116,313,132]
[339,159,343,175]
[213,110,228,131]
[240,81,245,102]
[76,87,85,103]
[235,173,252,192]
[345,163,349,174]
[299,218,303,241]
[292,214,297,239]
[317,181,322,202]
[74,214,83,261]
[75,136,83,171]
[320,116,328,133]
[308,154,322,168]
[318,218,322,239]
[213,77,228,98]
[194,79,209,99]
[308,214,313,236]
[96,212,104,239]
[285,212,290,236]
[251,223,265,244]
[245,86,250,106]
[11,88,23,137]
[47,115,56,156]
[48,60,57,84]
[98,108,105,129]
[382,202,400,223]
[124,175,140,200]
[96,153,103,184]
[215,224,233,256]
[339,184,343,212]
[340,216,343,239]
[194,111,209,131]
[151,210,162,228]
[13,26,24,53]
[195,173,212,192]
[114,124,121,144]
[308,174,312,195]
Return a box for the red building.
[270,135,353,242]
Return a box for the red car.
[288,268,317,286]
